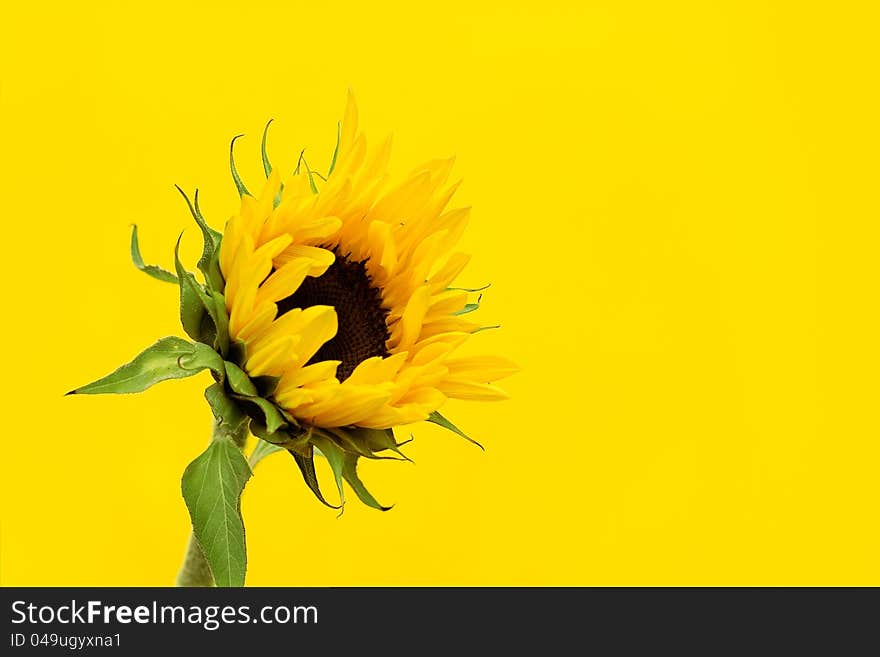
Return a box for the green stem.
[175,419,249,587]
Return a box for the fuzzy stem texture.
[175,419,249,587]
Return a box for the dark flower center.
[276,251,390,382]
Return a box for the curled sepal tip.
[130,225,178,284]
[174,186,223,291]
[260,119,274,177]
[229,134,250,197]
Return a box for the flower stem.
[175,418,249,587]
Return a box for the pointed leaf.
[229,134,250,197]
[68,337,222,395]
[342,453,392,511]
[130,225,178,284]
[289,445,340,509]
[427,411,484,450]
[181,435,251,587]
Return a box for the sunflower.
[220,92,516,430]
[70,93,515,586]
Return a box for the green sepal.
[174,236,229,355]
[342,453,392,511]
[224,362,287,434]
[453,302,480,316]
[260,119,273,177]
[311,433,347,512]
[252,375,280,398]
[361,427,415,462]
[289,444,340,509]
[327,121,341,176]
[130,225,178,284]
[208,290,230,356]
[229,134,250,197]
[248,420,293,446]
[204,383,247,434]
[472,324,501,334]
[249,440,283,468]
[174,186,223,291]
[222,361,259,395]
[174,235,212,345]
[427,411,484,450]
[181,435,251,587]
[328,427,410,462]
[67,337,223,395]
[296,153,320,194]
[447,283,491,293]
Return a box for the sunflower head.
[73,92,516,511]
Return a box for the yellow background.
[1,1,878,586]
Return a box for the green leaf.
[427,411,484,450]
[204,383,247,434]
[249,440,283,468]
[229,134,250,197]
[327,121,341,176]
[174,186,223,291]
[130,225,178,284]
[260,119,273,177]
[342,453,392,511]
[289,444,340,509]
[67,337,222,395]
[181,435,252,587]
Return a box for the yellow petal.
[275,244,335,276]
[436,380,510,401]
[255,259,311,306]
[390,285,430,351]
[428,252,471,292]
[245,335,297,377]
[444,356,520,382]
